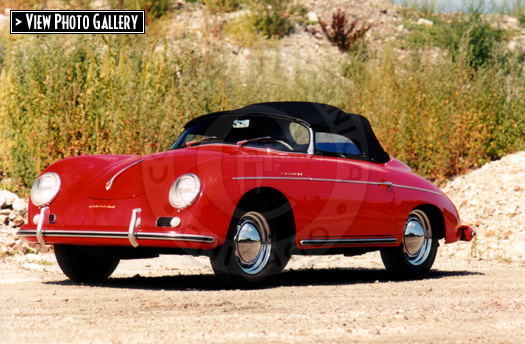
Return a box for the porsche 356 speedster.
[19,102,474,288]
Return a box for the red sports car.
[19,102,474,288]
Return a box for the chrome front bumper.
[18,207,215,246]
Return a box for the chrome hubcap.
[403,210,432,266]
[234,213,271,275]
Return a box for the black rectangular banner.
[10,10,145,34]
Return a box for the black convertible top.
[184,102,390,163]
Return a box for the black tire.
[54,245,120,283]
[380,209,438,278]
[210,211,291,289]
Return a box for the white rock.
[1,190,18,206]
[22,262,44,271]
[417,18,434,27]
[90,0,110,10]
[508,40,518,51]
[0,237,16,247]
[0,194,5,208]
[12,198,28,215]
[307,12,319,23]
[0,14,7,29]
[25,253,40,262]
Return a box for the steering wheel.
[272,140,294,151]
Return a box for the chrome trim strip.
[36,207,49,246]
[128,208,141,248]
[391,184,442,196]
[137,232,215,244]
[233,176,378,186]
[233,176,310,182]
[300,238,397,246]
[45,231,128,239]
[17,230,37,237]
[311,177,380,186]
[106,159,144,191]
[16,229,215,244]
[307,127,315,155]
[187,142,311,156]
[233,177,442,195]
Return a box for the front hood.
[84,156,149,199]
[84,146,231,200]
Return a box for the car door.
[308,133,395,239]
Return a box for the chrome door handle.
[378,182,393,188]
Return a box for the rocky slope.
[0,190,52,258]
[441,152,525,262]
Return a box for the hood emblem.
[106,159,144,191]
[89,205,116,209]
[281,172,303,176]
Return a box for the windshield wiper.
[236,136,272,147]
[186,136,218,147]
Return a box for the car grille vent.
[49,214,56,224]
[156,217,173,227]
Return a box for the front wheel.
[54,245,120,283]
[210,211,290,288]
[380,209,438,278]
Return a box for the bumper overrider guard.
[459,225,476,242]
[18,208,215,246]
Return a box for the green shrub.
[508,0,525,25]
[399,0,441,18]
[0,35,229,191]
[250,0,305,38]
[401,13,511,69]
[341,42,525,180]
[197,0,239,13]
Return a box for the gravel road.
[1,252,524,344]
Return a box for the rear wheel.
[210,211,291,288]
[380,209,438,278]
[54,245,120,283]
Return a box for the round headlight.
[169,174,201,209]
[31,172,61,207]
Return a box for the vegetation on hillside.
[0,0,524,194]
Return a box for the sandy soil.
[1,251,524,344]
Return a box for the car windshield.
[171,115,311,153]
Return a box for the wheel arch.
[413,204,446,240]
[231,187,296,243]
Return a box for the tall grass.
[343,43,525,181]
[0,34,233,190]
[0,31,524,193]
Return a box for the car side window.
[315,132,362,157]
[223,116,310,153]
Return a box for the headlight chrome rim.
[169,174,201,210]
[31,172,61,207]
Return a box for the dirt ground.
[1,250,525,344]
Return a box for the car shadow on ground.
[44,268,484,291]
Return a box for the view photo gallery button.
[10,10,145,34]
